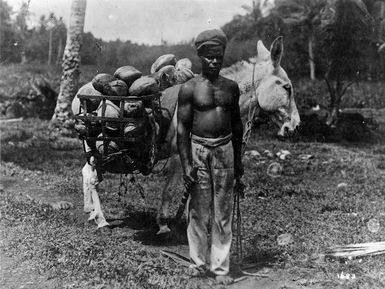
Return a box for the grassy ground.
[1,118,385,289]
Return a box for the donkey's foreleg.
[82,158,109,228]
[82,162,94,213]
[82,141,95,213]
[157,154,182,234]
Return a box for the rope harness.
[242,61,260,154]
[118,174,146,205]
[116,105,175,198]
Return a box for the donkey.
[74,36,300,233]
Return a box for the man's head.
[195,29,227,78]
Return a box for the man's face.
[199,46,224,77]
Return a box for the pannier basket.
[74,93,161,174]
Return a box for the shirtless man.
[177,29,243,284]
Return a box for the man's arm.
[231,82,244,180]
[177,82,196,188]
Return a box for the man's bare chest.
[193,85,233,111]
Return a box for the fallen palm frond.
[326,242,385,258]
[160,249,191,267]
[240,270,269,277]
[0,117,23,123]
[237,263,270,278]
[160,250,270,278]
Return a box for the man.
[177,28,244,284]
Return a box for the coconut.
[114,66,142,87]
[91,73,116,93]
[123,101,144,117]
[129,76,159,96]
[175,67,194,84]
[96,135,120,155]
[150,54,177,74]
[103,79,129,96]
[72,82,102,114]
[175,58,192,70]
[152,65,176,90]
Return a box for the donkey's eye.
[275,80,282,85]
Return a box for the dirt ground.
[0,175,328,289]
[2,164,382,289]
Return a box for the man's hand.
[183,167,198,191]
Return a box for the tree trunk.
[379,2,385,76]
[326,75,353,126]
[308,37,315,80]
[48,28,52,65]
[56,37,63,65]
[21,50,27,64]
[324,66,337,126]
[51,0,87,128]
[328,78,343,126]
[48,28,53,65]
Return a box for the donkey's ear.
[257,40,270,61]
[270,36,283,68]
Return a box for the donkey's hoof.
[157,225,171,235]
[88,211,97,221]
[97,219,110,228]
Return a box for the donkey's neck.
[221,59,267,118]
[239,90,254,117]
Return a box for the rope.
[119,174,128,196]
[241,62,260,154]
[118,174,146,201]
[152,156,170,174]
[235,185,243,260]
[233,62,259,263]
[242,107,256,155]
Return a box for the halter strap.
[241,62,261,154]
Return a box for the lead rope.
[234,61,259,263]
[118,174,146,206]
[119,174,128,196]
[242,61,260,154]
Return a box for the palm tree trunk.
[56,37,63,65]
[48,28,53,65]
[51,0,87,128]
[20,50,27,64]
[324,65,337,126]
[308,37,315,80]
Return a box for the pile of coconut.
[73,54,194,113]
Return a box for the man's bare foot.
[186,265,208,277]
[215,275,234,285]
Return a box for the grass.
[1,194,190,289]
[1,118,385,288]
